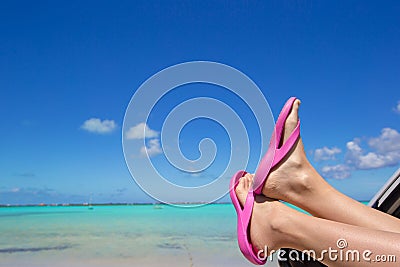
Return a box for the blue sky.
[1,1,399,204]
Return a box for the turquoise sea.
[0,203,369,267]
[0,204,256,267]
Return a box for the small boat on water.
[153,203,163,209]
[88,193,94,210]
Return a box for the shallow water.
[0,203,368,267]
[0,204,255,267]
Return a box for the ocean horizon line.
[0,201,234,207]
[0,200,371,208]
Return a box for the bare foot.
[235,173,295,257]
[262,99,320,203]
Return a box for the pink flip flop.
[229,97,300,265]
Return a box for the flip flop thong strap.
[274,97,297,142]
[240,189,255,229]
[273,120,300,165]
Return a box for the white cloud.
[319,128,400,179]
[345,128,400,170]
[346,139,362,153]
[394,101,400,114]
[321,164,351,179]
[357,152,396,169]
[125,123,159,140]
[81,118,116,134]
[344,139,363,166]
[314,146,341,161]
[140,139,162,157]
[368,128,400,154]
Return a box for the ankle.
[280,164,314,201]
[268,205,301,249]
[287,166,336,215]
[252,200,286,251]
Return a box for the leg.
[236,177,400,267]
[262,99,400,233]
[278,203,400,267]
